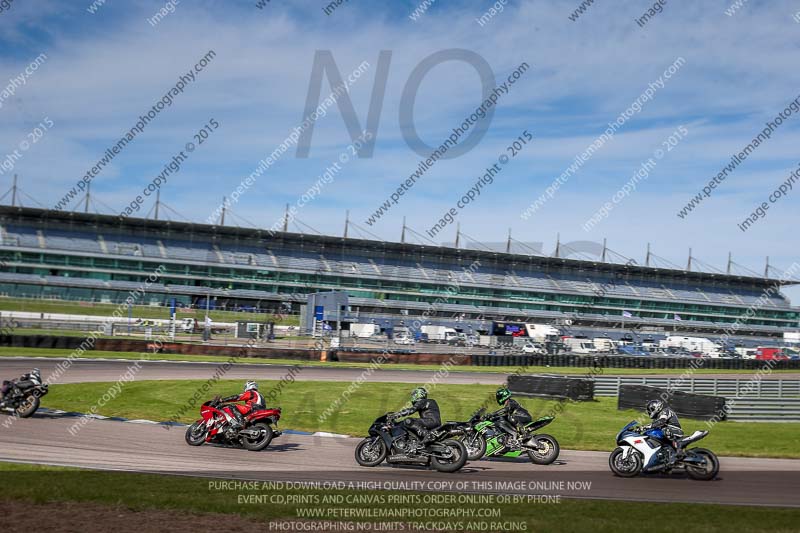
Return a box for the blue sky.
[1,0,799,297]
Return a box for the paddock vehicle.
[455,408,559,464]
[755,347,789,360]
[354,412,467,472]
[609,421,719,480]
[0,370,48,418]
[420,325,458,343]
[520,342,546,355]
[185,398,281,451]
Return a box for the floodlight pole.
[11,175,17,207]
[84,182,91,213]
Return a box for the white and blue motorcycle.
[609,421,719,480]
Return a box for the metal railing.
[724,398,800,422]
[592,376,800,398]
[594,376,800,422]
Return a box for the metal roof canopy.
[0,204,795,288]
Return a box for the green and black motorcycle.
[454,408,560,464]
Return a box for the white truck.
[350,323,380,338]
[659,336,723,357]
[421,325,458,343]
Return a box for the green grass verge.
[1,346,795,375]
[41,379,799,458]
[2,463,799,533]
[0,296,299,325]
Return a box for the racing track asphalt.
[1,357,798,385]
[1,415,799,507]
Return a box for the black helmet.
[645,399,664,419]
[496,387,512,405]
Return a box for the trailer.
[524,323,561,342]
[349,323,380,338]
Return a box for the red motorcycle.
[184,398,282,451]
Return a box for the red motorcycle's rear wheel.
[241,422,274,451]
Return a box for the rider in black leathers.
[642,399,684,464]
[1,368,41,398]
[395,387,441,443]
[491,387,533,446]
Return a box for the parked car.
[521,342,545,355]
[617,345,649,356]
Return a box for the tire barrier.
[471,353,800,370]
[617,384,727,422]
[0,334,84,349]
[508,374,595,401]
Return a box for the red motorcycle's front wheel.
[185,421,207,446]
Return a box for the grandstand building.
[0,205,798,339]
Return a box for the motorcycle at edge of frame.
[608,421,719,480]
[0,368,48,418]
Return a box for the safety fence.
[600,377,800,422]
[724,398,800,422]
[592,376,800,398]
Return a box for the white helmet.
[244,381,258,392]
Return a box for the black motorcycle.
[354,412,468,472]
[0,370,48,418]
